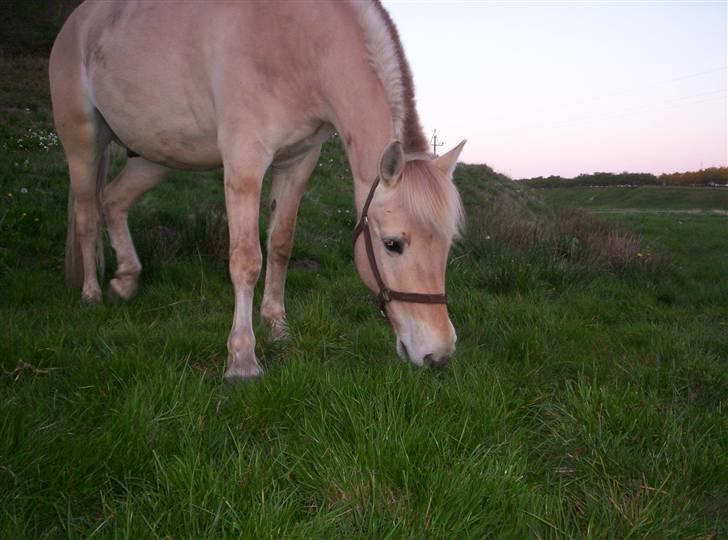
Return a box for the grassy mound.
[455,164,657,291]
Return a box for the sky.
[383,0,727,179]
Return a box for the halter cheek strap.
[352,175,448,318]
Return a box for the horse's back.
[51,0,359,168]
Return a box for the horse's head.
[354,140,465,368]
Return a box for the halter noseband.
[352,164,448,318]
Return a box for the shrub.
[456,165,659,276]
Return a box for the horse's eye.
[383,238,403,254]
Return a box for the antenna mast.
[430,130,444,157]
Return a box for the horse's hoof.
[109,277,138,301]
[223,364,264,383]
[81,287,102,304]
[223,348,264,383]
[268,319,290,342]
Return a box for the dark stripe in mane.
[370,0,430,153]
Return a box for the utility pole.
[430,130,444,157]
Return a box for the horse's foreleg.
[103,157,168,300]
[222,150,269,381]
[261,146,322,341]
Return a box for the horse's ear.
[379,141,405,186]
[434,139,467,178]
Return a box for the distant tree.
[660,167,728,186]
[520,171,661,188]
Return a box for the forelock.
[398,160,464,241]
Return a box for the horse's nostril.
[398,340,410,360]
[424,353,450,369]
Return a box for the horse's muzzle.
[397,339,454,368]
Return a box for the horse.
[49,0,465,381]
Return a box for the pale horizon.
[383,0,727,179]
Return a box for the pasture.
[1,55,727,537]
[539,185,728,214]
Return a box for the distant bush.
[521,168,728,188]
[522,172,661,189]
[660,167,728,187]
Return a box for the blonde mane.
[346,0,429,153]
[348,1,464,240]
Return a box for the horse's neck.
[311,4,422,210]
[324,78,397,212]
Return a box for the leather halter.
[352,172,448,318]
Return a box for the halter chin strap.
[352,174,448,318]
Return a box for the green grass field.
[2,55,727,538]
[538,185,728,213]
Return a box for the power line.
[484,94,725,143]
[546,94,725,132]
[483,87,726,134]
[545,88,727,130]
[481,66,727,123]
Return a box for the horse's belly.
[114,124,222,171]
[92,75,222,170]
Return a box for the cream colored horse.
[50,0,465,381]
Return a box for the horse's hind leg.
[103,157,168,300]
[261,146,322,341]
[67,145,109,303]
[54,107,112,303]
[51,32,112,303]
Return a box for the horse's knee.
[269,236,292,266]
[229,244,262,286]
[102,195,125,223]
[260,300,284,324]
[270,213,298,257]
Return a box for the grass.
[537,185,728,213]
[1,54,727,538]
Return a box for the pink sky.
[384,1,727,179]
